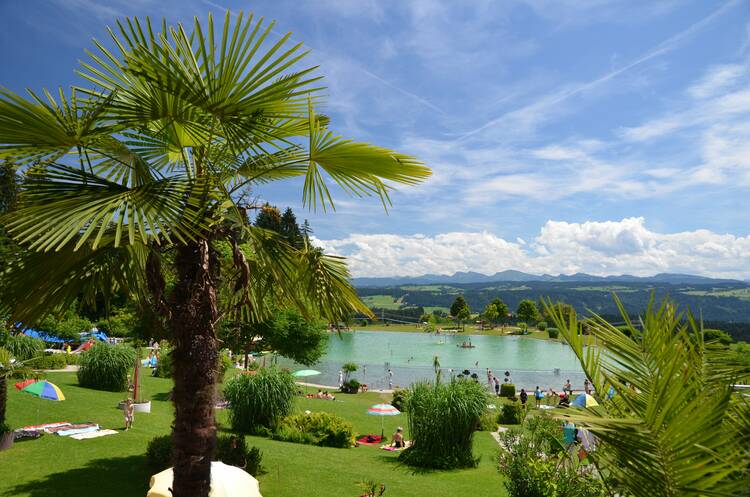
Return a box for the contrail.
[201,0,444,114]
[455,0,741,143]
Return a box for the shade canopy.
[367,404,400,416]
[21,380,65,401]
[291,369,321,377]
[147,462,261,497]
[23,329,72,343]
[572,394,599,408]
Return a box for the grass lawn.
[1,372,507,497]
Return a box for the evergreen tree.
[280,207,303,248]
[254,203,282,232]
[300,219,313,243]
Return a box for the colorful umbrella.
[14,379,37,391]
[292,370,321,394]
[367,404,400,437]
[21,380,65,401]
[572,393,598,408]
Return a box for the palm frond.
[543,295,750,497]
[3,163,215,250]
[303,99,430,211]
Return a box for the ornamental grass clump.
[5,335,44,361]
[399,378,486,469]
[77,342,136,391]
[224,366,296,434]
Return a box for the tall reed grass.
[224,366,296,434]
[400,378,487,469]
[77,342,135,391]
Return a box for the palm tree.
[0,347,36,430]
[0,12,429,497]
[543,296,750,497]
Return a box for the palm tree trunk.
[0,376,7,426]
[169,239,219,497]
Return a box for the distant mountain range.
[351,270,745,287]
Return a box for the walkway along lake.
[275,330,587,391]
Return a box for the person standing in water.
[388,368,393,389]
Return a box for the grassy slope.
[1,372,506,497]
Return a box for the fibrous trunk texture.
[169,239,219,497]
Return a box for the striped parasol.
[367,404,400,437]
[21,380,65,401]
[572,393,599,408]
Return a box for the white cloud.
[687,63,746,99]
[315,218,750,279]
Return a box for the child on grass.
[125,398,134,431]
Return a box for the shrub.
[499,402,524,425]
[38,311,93,341]
[498,417,605,497]
[218,352,233,381]
[5,334,44,361]
[478,410,499,431]
[547,327,559,339]
[536,321,547,331]
[147,434,264,476]
[214,435,264,476]
[65,353,79,365]
[341,378,361,394]
[146,435,173,472]
[399,378,486,469]
[223,366,296,433]
[77,342,136,392]
[273,412,355,448]
[0,422,11,435]
[500,383,516,398]
[153,345,173,378]
[391,388,410,412]
[29,353,67,370]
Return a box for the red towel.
[356,435,382,446]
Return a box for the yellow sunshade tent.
[147,462,262,497]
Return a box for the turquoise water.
[276,330,586,391]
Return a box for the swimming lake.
[275,330,587,391]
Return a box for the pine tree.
[254,203,282,232]
[280,207,303,248]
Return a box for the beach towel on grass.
[23,422,70,431]
[71,429,118,440]
[357,435,382,446]
[46,423,95,434]
[56,425,100,437]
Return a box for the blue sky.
[2,0,750,277]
